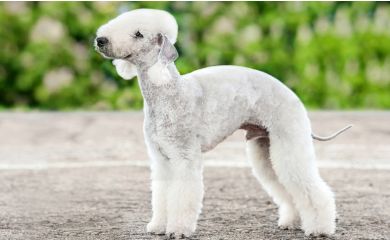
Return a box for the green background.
[1,2,389,110]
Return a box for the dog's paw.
[278,220,300,230]
[166,225,194,239]
[278,205,300,230]
[278,216,300,230]
[146,221,166,235]
[302,222,335,236]
[166,232,187,239]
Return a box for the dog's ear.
[157,33,178,64]
[112,59,137,80]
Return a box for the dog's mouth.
[111,53,132,60]
[122,53,132,59]
[98,52,113,59]
[95,46,113,59]
[96,49,132,60]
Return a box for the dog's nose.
[96,37,109,47]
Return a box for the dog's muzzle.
[95,37,114,58]
[95,37,132,59]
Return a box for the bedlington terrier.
[95,9,351,238]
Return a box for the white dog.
[95,9,351,239]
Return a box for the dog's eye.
[134,31,143,38]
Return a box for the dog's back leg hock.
[268,120,336,236]
[165,146,204,238]
[246,137,300,229]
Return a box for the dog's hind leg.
[268,114,336,236]
[246,136,300,229]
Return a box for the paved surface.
[0,111,389,239]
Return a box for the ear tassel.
[112,59,138,80]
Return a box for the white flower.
[241,25,262,44]
[304,63,320,78]
[93,2,117,14]
[30,17,66,44]
[43,67,74,93]
[366,59,388,85]
[270,20,283,40]
[296,24,312,43]
[314,17,330,35]
[3,2,28,15]
[212,17,235,35]
[325,67,352,96]
[373,6,390,34]
[73,43,88,71]
[233,55,246,65]
[230,2,250,18]
[325,67,340,88]
[287,2,304,12]
[194,2,219,17]
[334,7,352,37]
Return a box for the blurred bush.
[0,2,389,110]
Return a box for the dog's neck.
[136,61,182,107]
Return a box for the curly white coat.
[95,9,336,238]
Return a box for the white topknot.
[114,8,178,44]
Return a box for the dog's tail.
[312,125,352,141]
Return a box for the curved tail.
[312,125,352,141]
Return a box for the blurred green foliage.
[0,2,389,110]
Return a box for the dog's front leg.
[146,137,171,235]
[147,157,171,235]
[165,148,204,239]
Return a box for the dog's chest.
[144,106,194,143]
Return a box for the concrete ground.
[0,111,389,240]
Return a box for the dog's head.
[95,9,178,80]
